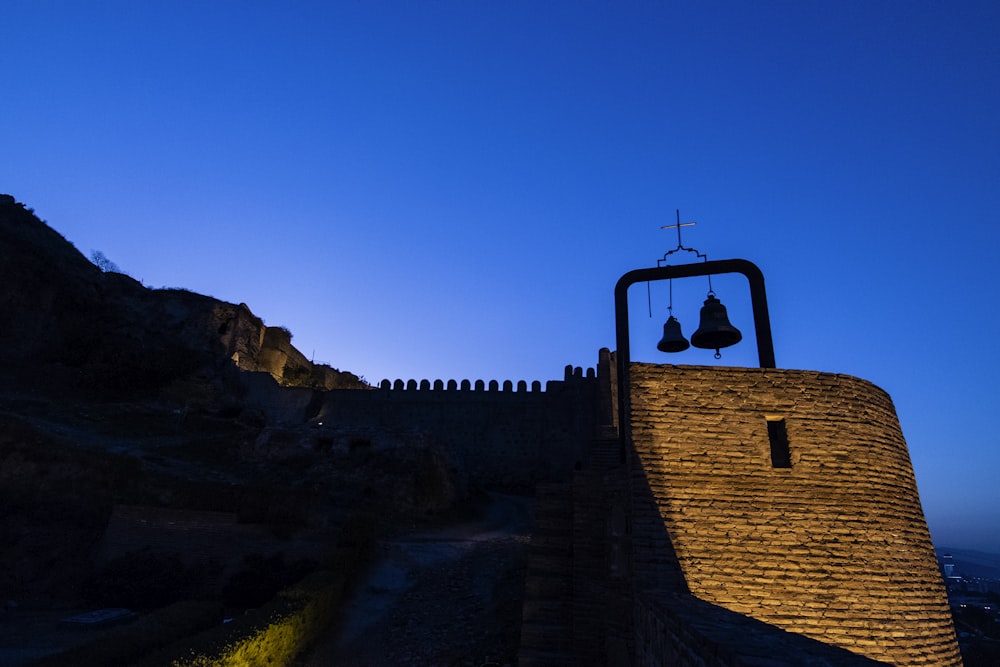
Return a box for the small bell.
[690,294,742,351]
[657,315,690,353]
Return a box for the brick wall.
[627,363,961,666]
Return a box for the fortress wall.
[240,365,599,488]
[628,363,961,666]
[241,371,317,423]
[315,369,597,487]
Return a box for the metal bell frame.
[615,257,776,463]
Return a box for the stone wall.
[633,592,888,666]
[627,363,961,666]
[319,367,598,488]
[241,365,600,489]
[98,505,276,564]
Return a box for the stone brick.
[627,363,961,667]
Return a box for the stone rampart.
[241,365,599,488]
[627,363,961,666]
[320,366,597,488]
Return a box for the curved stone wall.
[628,363,961,666]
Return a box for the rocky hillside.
[0,194,366,401]
[0,195,462,619]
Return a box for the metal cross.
[661,209,696,248]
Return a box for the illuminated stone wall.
[627,363,961,666]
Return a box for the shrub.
[89,250,121,273]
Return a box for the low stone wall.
[98,505,277,564]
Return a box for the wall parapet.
[376,364,596,394]
[379,378,545,392]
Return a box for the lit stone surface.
[628,363,962,666]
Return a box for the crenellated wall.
[241,365,600,488]
[378,378,546,392]
[241,352,961,663]
[627,363,962,666]
[321,366,597,487]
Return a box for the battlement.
[376,365,596,394]
[240,352,960,664]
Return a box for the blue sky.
[2,1,998,552]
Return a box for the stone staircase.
[518,482,576,666]
[589,424,622,469]
[518,424,628,666]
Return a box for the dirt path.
[298,493,532,667]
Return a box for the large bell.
[690,294,742,351]
[656,315,690,353]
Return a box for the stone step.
[518,645,578,667]
[588,439,622,469]
[525,554,572,576]
[519,481,575,666]
[535,482,572,497]
[521,598,572,623]
[528,525,573,551]
[527,544,572,561]
[594,424,619,439]
[523,573,572,598]
[519,623,574,652]
[532,515,572,530]
[534,505,572,519]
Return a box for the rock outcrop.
[0,194,366,400]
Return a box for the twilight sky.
[2,1,998,552]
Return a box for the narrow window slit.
[766,418,792,468]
